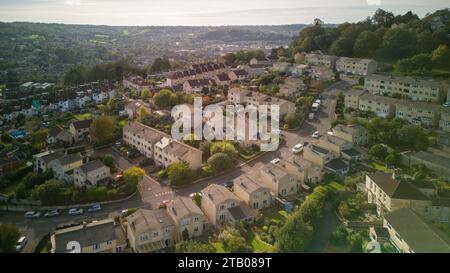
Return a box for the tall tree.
[0,224,21,253]
[90,115,116,144]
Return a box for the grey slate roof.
[53,219,116,253]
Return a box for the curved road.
[0,80,348,253]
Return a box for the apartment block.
[395,100,441,127]
[336,57,377,76]
[122,121,202,170]
[227,87,296,116]
[305,53,337,69]
[439,107,450,132]
[358,93,398,118]
[344,89,365,109]
[364,74,445,103]
[383,209,450,253]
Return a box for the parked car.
[44,210,60,218]
[312,131,320,138]
[270,158,281,164]
[189,192,202,198]
[120,209,129,217]
[223,181,234,188]
[24,211,42,219]
[68,208,84,216]
[16,236,28,251]
[292,144,304,154]
[88,204,102,213]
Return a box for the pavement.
[0,80,348,253]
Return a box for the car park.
[44,210,60,217]
[68,208,84,216]
[24,211,42,219]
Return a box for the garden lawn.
[211,242,226,253]
[74,113,94,120]
[368,161,393,173]
[246,228,275,253]
[327,181,346,192]
[256,208,290,227]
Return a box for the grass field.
[368,161,393,173]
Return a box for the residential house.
[336,57,377,76]
[382,208,450,253]
[51,219,126,253]
[365,173,431,216]
[228,69,249,82]
[325,158,350,175]
[69,119,93,142]
[47,126,72,146]
[123,76,151,94]
[272,62,292,73]
[122,121,169,159]
[166,196,209,242]
[282,155,323,184]
[395,100,441,127]
[124,100,143,120]
[358,93,398,118]
[303,144,335,168]
[233,175,272,210]
[33,150,65,173]
[344,89,365,109]
[439,107,450,132]
[154,137,203,170]
[401,151,450,181]
[317,134,353,157]
[183,79,215,94]
[52,153,83,183]
[332,124,369,146]
[126,209,173,253]
[73,160,110,188]
[214,73,231,86]
[364,74,445,103]
[200,184,255,227]
[260,163,299,197]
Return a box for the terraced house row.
[122,121,203,170]
[344,89,449,131]
[364,74,448,103]
[305,52,378,76]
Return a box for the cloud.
[65,0,96,6]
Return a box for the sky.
[0,0,448,26]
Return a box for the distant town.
[0,8,450,254]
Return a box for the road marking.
[154,191,173,197]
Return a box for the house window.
[395,232,402,242]
[107,241,112,246]
[140,234,149,241]
[194,217,199,222]
[181,219,190,226]
[153,231,159,237]
[93,244,99,250]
